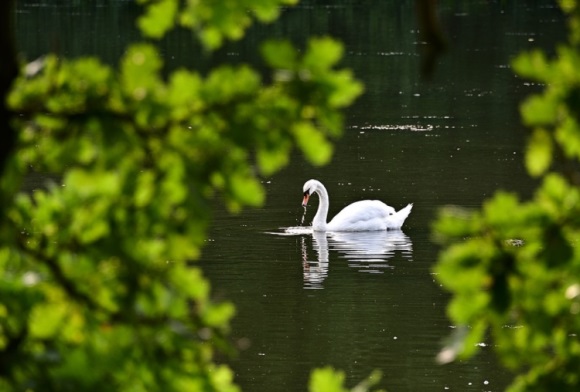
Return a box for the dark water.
[15,1,566,391]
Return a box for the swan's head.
[302,179,320,206]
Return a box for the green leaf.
[432,206,480,241]
[256,142,291,176]
[170,266,209,301]
[309,367,348,392]
[436,242,488,293]
[252,2,281,22]
[120,44,163,101]
[448,291,489,324]
[138,0,178,39]
[229,173,265,208]
[202,302,235,328]
[261,40,297,69]
[293,122,333,166]
[200,27,224,50]
[203,65,261,104]
[168,70,203,118]
[134,170,155,207]
[304,38,344,72]
[520,94,558,126]
[555,116,580,159]
[512,50,550,81]
[65,169,121,198]
[327,69,365,108]
[525,128,553,177]
[29,301,68,339]
[483,191,521,228]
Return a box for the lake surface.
[15,1,566,391]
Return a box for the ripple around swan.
[278,226,313,235]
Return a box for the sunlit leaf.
[304,38,344,72]
[229,173,265,208]
[555,116,580,159]
[120,43,163,101]
[202,302,235,328]
[520,94,558,126]
[293,122,333,166]
[432,205,480,241]
[134,170,155,207]
[309,367,348,392]
[525,128,553,176]
[483,191,521,228]
[261,40,297,69]
[138,0,178,39]
[512,50,550,81]
[327,69,365,108]
[256,141,291,176]
[29,300,68,339]
[252,2,281,22]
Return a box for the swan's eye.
[303,190,310,196]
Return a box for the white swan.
[302,179,413,231]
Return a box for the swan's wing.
[327,200,395,231]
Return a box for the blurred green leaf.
[294,122,333,166]
[29,300,68,339]
[525,128,553,176]
[327,69,365,108]
[138,0,177,39]
[120,43,163,101]
[512,50,550,81]
[257,143,291,176]
[309,367,348,392]
[202,302,235,328]
[304,37,344,72]
[433,205,480,240]
[555,116,580,159]
[520,94,559,126]
[229,173,265,209]
[261,40,297,69]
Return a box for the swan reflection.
[301,234,328,289]
[327,230,412,272]
[299,229,413,289]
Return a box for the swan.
[302,179,413,231]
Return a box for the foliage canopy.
[433,1,580,391]
[0,0,365,391]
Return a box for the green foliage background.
[433,1,580,391]
[0,1,371,391]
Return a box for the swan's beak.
[302,193,310,207]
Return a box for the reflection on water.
[301,235,328,289]
[278,228,413,289]
[353,124,434,132]
[328,230,413,272]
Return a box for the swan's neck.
[312,185,329,231]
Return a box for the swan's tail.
[386,203,413,230]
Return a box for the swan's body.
[302,179,412,231]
